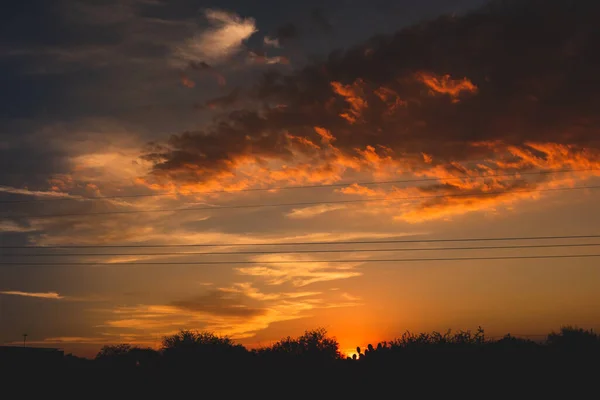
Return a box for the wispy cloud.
[0,290,106,302]
[0,185,80,199]
[0,291,64,299]
[263,36,280,48]
[96,283,359,342]
[173,9,257,66]
[220,282,321,301]
[30,220,420,248]
[340,292,361,302]
[0,221,38,233]
[286,204,347,219]
[236,254,363,287]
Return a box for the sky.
[1,0,600,358]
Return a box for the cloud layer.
[142,1,600,222]
[101,282,360,340]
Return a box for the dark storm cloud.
[0,0,195,122]
[196,88,242,110]
[0,121,71,188]
[0,0,489,124]
[275,23,299,43]
[143,0,600,188]
[0,1,200,199]
[0,145,69,187]
[171,290,267,318]
[311,8,333,33]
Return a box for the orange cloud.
[180,73,196,88]
[314,126,336,144]
[141,2,600,223]
[416,71,477,100]
[338,142,600,222]
[98,283,360,342]
[331,79,368,123]
[286,204,347,219]
[375,86,407,114]
[339,183,385,197]
[236,254,363,287]
[140,136,600,223]
[286,133,320,150]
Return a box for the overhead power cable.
[3,184,600,219]
[2,234,599,249]
[2,253,600,266]
[0,167,597,204]
[3,243,600,257]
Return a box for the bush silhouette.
[7,324,600,397]
[160,330,247,369]
[95,344,159,368]
[547,326,600,351]
[259,328,341,363]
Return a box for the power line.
[1,168,597,204]
[1,253,600,266]
[3,234,600,249]
[3,243,600,257]
[3,184,600,219]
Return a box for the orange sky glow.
[2,0,600,358]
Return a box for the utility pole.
[23,333,28,347]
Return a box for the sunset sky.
[1,0,600,358]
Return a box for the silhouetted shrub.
[488,334,539,351]
[259,328,341,363]
[161,330,247,369]
[387,326,486,354]
[547,326,600,351]
[95,344,159,368]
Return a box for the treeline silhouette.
[12,326,598,397]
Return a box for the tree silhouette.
[6,324,600,397]
[161,330,247,369]
[263,328,341,362]
[547,326,599,351]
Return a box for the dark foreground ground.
[2,327,599,398]
[2,349,598,398]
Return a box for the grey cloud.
[196,88,241,110]
[311,8,333,33]
[171,290,267,318]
